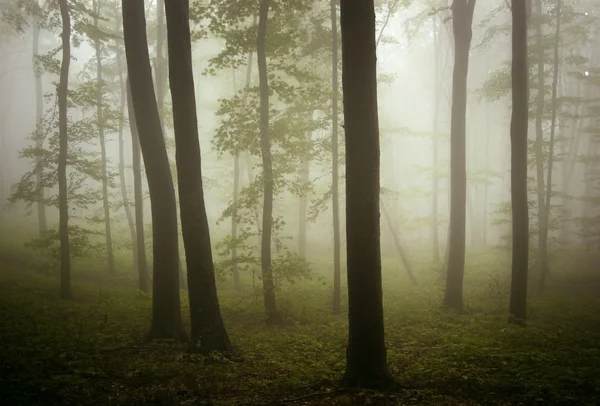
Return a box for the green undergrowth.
[0,248,599,405]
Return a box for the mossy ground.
[0,231,599,405]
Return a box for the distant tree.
[257,0,281,324]
[92,0,115,274]
[508,0,530,325]
[340,0,394,389]
[443,0,476,311]
[122,0,185,340]
[57,0,71,300]
[330,0,341,315]
[164,0,231,352]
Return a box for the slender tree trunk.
[444,0,476,311]
[257,0,280,324]
[94,0,115,274]
[483,115,490,245]
[298,130,310,259]
[432,14,441,262]
[381,203,417,285]
[340,0,393,389]
[509,0,530,325]
[127,79,149,292]
[116,18,138,273]
[534,0,547,289]
[58,0,71,300]
[165,0,231,352]
[331,0,341,315]
[32,11,47,236]
[539,0,561,291]
[122,0,185,340]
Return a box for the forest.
[0,0,598,404]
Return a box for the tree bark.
[58,0,71,300]
[165,0,231,352]
[122,0,185,340]
[381,202,417,285]
[508,0,530,325]
[431,14,441,262]
[257,0,280,325]
[116,17,138,274]
[443,0,476,311]
[94,0,115,274]
[32,7,47,236]
[298,130,310,259]
[126,78,149,293]
[331,0,341,315]
[339,0,393,389]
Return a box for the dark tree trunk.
[331,0,341,315]
[32,10,47,236]
[126,79,149,293]
[539,0,561,291]
[94,0,115,274]
[339,0,393,389]
[257,0,280,325]
[443,0,476,311]
[508,0,530,325]
[58,0,71,300]
[165,0,231,353]
[116,18,138,273]
[298,131,310,259]
[122,0,185,340]
[533,0,547,291]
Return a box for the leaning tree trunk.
[539,0,561,291]
[94,0,115,274]
[431,13,441,263]
[443,0,476,311]
[257,0,280,325]
[509,0,530,325]
[58,0,71,300]
[165,0,231,352]
[126,78,149,292]
[122,0,185,340]
[331,0,342,315]
[32,7,47,236]
[115,17,138,274]
[339,0,394,389]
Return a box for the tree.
[122,0,185,340]
[92,0,115,274]
[57,0,71,300]
[508,0,530,325]
[340,0,393,389]
[331,0,341,314]
[257,0,281,324]
[126,78,149,293]
[164,0,231,352]
[443,0,476,311]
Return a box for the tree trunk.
[331,0,341,315]
[122,0,185,340]
[165,0,231,352]
[508,0,530,325]
[483,115,490,246]
[32,10,47,236]
[533,0,547,291]
[298,130,310,259]
[94,0,115,274]
[339,0,393,389]
[431,14,441,263]
[127,78,149,292]
[539,0,561,291]
[443,0,476,311]
[58,0,71,300]
[116,18,138,274]
[381,202,417,285]
[257,0,280,324]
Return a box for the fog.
[0,0,599,403]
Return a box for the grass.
[0,236,599,405]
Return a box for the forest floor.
[0,239,599,405]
